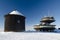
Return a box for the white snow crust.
[0,32,60,40]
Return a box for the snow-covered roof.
[9,10,24,16]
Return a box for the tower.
[34,16,56,32]
[4,10,25,32]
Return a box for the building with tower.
[4,10,25,32]
[34,16,56,32]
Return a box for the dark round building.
[4,10,25,32]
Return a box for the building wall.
[4,14,25,32]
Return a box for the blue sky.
[0,0,60,31]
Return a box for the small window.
[17,20,20,23]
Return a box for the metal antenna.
[48,10,49,16]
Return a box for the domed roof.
[9,10,24,16]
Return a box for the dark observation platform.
[34,16,56,32]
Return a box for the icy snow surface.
[0,32,60,40]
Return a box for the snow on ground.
[0,32,60,40]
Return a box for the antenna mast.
[48,10,49,16]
